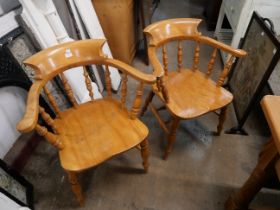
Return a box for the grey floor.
[22,0,280,209]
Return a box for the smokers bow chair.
[17,39,156,205]
[141,18,247,160]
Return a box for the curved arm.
[199,36,247,57]
[106,58,156,84]
[17,81,42,133]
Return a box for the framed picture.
[0,159,33,209]
[228,11,280,134]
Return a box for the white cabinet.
[215,0,280,62]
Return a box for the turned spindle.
[177,41,183,72]
[162,45,168,75]
[60,73,78,108]
[130,82,144,119]
[192,42,200,71]
[159,77,169,102]
[217,55,234,86]
[105,64,112,97]
[121,73,128,109]
[83,67,94,100]
[39,106,58,134]
[206,48,217,77]
[43,86,61,118]
[35,124,63,149]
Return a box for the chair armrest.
[148,47,164,78]
[106,58,156,84]
[17,82,42,133]
[199,36,247,57]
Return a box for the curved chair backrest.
[144,18,246,102]
[17,39,156,149]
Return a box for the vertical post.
[130,82,144,119]
[83,66,94,100]
[192,42,200,71]
[105,63,112,97]
[162,45,168,76]
[44,86,61,118]
[177,41,183,72]
[66,171,84,206]
[206,48,217,77]
[121,73,128,109]
[217,55,234,86]
[60,73,78,108]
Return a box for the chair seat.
[153,69,233,119]
[54,98,149,171]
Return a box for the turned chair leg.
[217,106,228,135]
[66,171,84,206]
[140,91,154,116]
[140,138,150,172]
[225,139,278,210]
[163,117,180,160]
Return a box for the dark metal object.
[0,159,33,209]
[227,12,280,135]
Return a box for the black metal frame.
[0,159,33,209]
[227,11,280,135]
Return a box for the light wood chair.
[17,39,156,206]
[141,18,247,160]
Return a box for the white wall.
[0,86,27,158]
[0,0,20,15]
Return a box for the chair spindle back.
[17,39,156,150]
[144,18,247,101]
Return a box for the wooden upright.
[226,95,280,210]
[141,18,247,160]
[17,39,156,205]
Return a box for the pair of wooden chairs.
[17,18,246,205]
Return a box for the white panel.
[0,87,27,158]
[0,9,20,38]
[74,0,121,90]
[0,192,21,210]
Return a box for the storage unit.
[92,0,137,64]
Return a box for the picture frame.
[0,159,33,209]
[227,11,280,134]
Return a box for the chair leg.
[140,138,149,173]
[66,171,84,206]
[217,106,228,135]
[140,90,154,116]
[163,117,180,160]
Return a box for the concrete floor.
[22,0,280,209]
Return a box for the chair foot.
[216,106,228,135]
[163,117,180,160]
[66,171,84,206]
[140,139,149,172]
[140,91,154,116]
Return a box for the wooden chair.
[141,18,247,160]
[17,39,156,206]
